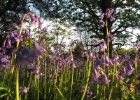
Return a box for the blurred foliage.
[73,42,84,58]
[127,48,136,55]
[116,48,136,55]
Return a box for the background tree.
[56,0,140,56]
[0,0,140,56]
[47,19,72,47]
[0,0,59,46]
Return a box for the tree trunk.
[101,0,113,57]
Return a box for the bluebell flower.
[34,41,42,56]
[20,86,28,94]
[106,8,114,18]
[103,74,110,84]
[24,30,30,38]
[29,14,36,24]
[125,63,135,75]
[23,46,33,56]
[99,39,107,51]
[93,68,99,81]
[6,39,12,49]
[102,56,113,66]
[16,52,26,61]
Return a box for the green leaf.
[0,93,8,98]
[0,87,8,91]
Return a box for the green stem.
[70,63,74,100]
[55,85,65,100]
[81,53,92,100]
[44,61,47,100]
[37,79,39,100]
[16,66,20,100]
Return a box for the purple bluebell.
[10,31,14,38]
[124,54,131,60]
[118,72,124,81]
[96,64,103,71]
[0,56,10,70]
[0,55,8,65]
[125,63,135,75]
[41,28,47,34]
[108,33,115,42]
[102,56,113,66]
[134,44,140,51]
[91,52,98,60]
[99,19,105,27]
[121,67,126,75]
[20,86,28,94]
[16,52,26,61]
[33,67,40,74]
[34,41,42,56]
[118,74,124,81]
[38,17,43,29]
[99,40,107,51]
[113,55,120,65]
[71,40,79,46]
[29,14,36,24]
[110,16,115,21]
[6,39,12,49]
[10,31,22,43]
[103,74,110,84]
[106,8,114,18]
[100,13,104,19]
[93,68,99,81]
[23,46,33,56]
[24,30,30,38]
[125,78,130,83]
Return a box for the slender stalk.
[55,85,65,100]
[16,66,20,100]
[70,50,74,100]
[37,79,39,100]
[37,57,40,100]
[105,20,109,57]
[81,52,92,100]
[70,62,74,100]
[14,14,27,100]
[44,61,47,100]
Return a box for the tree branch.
[79,0,99,20]
[113,1,131,8]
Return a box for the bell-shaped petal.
[23,46,33,56]
[125,64,135,75]
[24,30,30,38]
[99,40,107,51]
[6,39,12,49]
[102,56,113,66]
[93,68,99,81]
[103,74,110,84]
[16,52,26,61]
[20,86,28,94]
[34,41,42,56]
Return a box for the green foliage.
[116,48,137,55]
[24,39,34,50]
[127,48,136,55]
[116,48,127,55]
[73,42,84,58]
